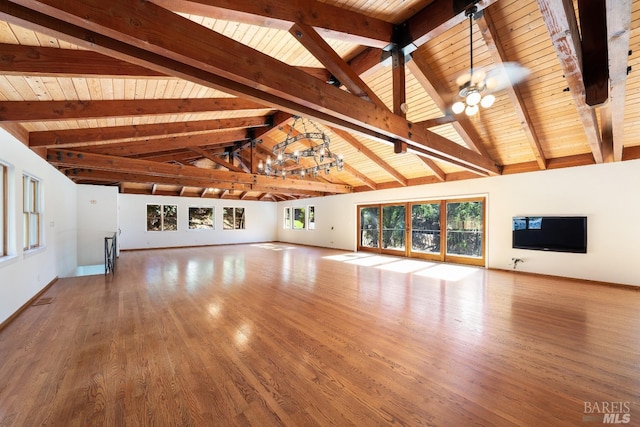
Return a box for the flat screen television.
[512,216,587,253]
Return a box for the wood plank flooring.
[0,243,639,426]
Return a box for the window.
[293,207,306,230]
[223,207,245,230]
[189,207,214,230]
[23,174,42,250]
[0,163,7,256]
[308,206,315,230]
[283,207,291,229]
[146,204,178,231]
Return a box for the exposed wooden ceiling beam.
[476,8,547,170]
[49,149,352,195]
[290,23,387,107]
[0,42,163,77]
[0,0,499,176]
[76,129,249,156]
[342,163,378,190]
[537,0,604,164]
[405,0,500,50]
[0,42,331,84]
[604,0,632,161]
[331,127,408,186]
[148,0,393,48]
[29,116,270,147]
[0,98,268,122]
[188,146,244,172]
[577,0,609,106]
[416,157,446,182]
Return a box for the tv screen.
[512,216,587,253]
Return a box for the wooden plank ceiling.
[0,0,637,201]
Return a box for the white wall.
[0,128,77,325]
[119,193,277,250]
[277,159,640,286]
[76,185,119,266]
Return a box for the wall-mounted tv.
[512,216,587,253]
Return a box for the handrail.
[104,232,117,275]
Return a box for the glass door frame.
[357,197,486,267]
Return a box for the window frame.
[223,207,246,230]
[146,203,178,232]
[188,206,214,230]
[22,173,42,251]
[357,197,486,267]
[0,162,7,257]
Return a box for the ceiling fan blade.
[484,62,530,93]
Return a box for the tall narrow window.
[308,206,315,230]
[0,163,7,256]
[23,174,41,250]
[293,207,306,230]
[283,207,291,229]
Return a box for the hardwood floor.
[0,243,638,426]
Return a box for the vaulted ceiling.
[0,0,637,201]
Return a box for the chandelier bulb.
[465,104,479,116]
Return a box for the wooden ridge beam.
[0,98,268,122]
[149,0,393,48]
[0,0,499,176]
[47,149,352,194]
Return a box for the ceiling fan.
[451,6,530,116]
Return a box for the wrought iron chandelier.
[257,116,344,179]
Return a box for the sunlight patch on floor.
[375,259,437,273]
[413,263,480,281]
[251,243,297,251]
[324,252,482,282]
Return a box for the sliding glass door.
[357,198,485,267]
[358,206,380,249]
[381,204,406,254]
[445,199,485,265]
[409,202,442,260]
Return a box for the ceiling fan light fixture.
[480,94,495,108]
[452,101,466,114]
[466,90,481,106]
[465,104,479,116]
